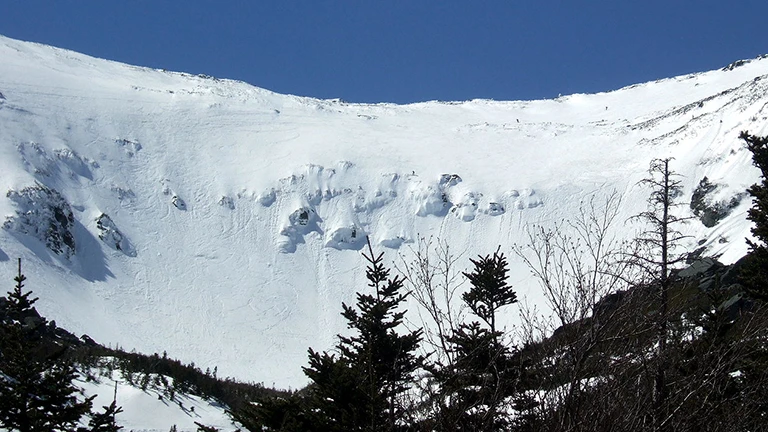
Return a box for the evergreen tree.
[461,249,518,336]
[738,131,768,300]
[299,238,423,432]
[428,249,521,432]
[88,383,123,432]
[88,400,123,432]
[0,259,93,432]
[5,258,38,320]
[233,391,311,432]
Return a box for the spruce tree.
[5,258,38,320]
[738,131,768,300]
[461,248,518,336]
[300,238,423,432]
[429,249,521,432]
[0,259,93,432]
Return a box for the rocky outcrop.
[263,164,544,252]
[278,206,320,253]
[172,195,187,210]
[0,297,94,349]
[219,196,235,210]
[96,213,136,256]
[324,224,365,250]
[690,177,745,227]
[3,183,76,258]
[115,138,142,157]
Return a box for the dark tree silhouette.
[88,383,123,432]
[428,249,523,432]
[295,238,423,432]
[738,131,768,300]
[0,259,93,432]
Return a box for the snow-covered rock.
[484,201,506,216]
[218,196,235,209]
[3,183,76,259]
[450,192,481,222]
[172,195,187,210]
[324,224,365,250]
[278,206,320,252]
[115,138,142,157]
[96,213,136,256]
[257,189,276,206]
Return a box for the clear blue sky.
[1,1,766,104]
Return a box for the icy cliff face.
[0,34,766,388]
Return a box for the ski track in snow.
[0,35,767,393]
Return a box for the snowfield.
[79,371,237,431]
[0,34,766,396]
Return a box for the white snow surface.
[0,35,767,389]
[79,372,237,431]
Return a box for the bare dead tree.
[631,158,692,432]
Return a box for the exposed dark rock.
[172,195,187,210]
[96,213,136,256]
[719,292,751,321]
[3,183,76,258]
[486,202,505,216]
[52,327,81,345]
[81,334,98,346]
[722,59,749,71]
[677,257,721,279]
[439,173,462,188]
[23,315,44,331]
[289,207,315,227]
[594,290,627,320]
[0,295,85,348]
[115,138,142,157]
[279,206,321,253]
[686,246,708,264]
[690,177,745,227]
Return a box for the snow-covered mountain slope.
[0,34,766,388]
[80,371,237,432]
